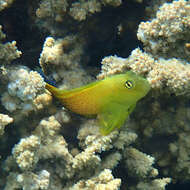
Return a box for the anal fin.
[98,104,135,135]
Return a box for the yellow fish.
[45,71,150,135]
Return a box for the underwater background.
[1,0,190,189]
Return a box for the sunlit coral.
[0,114,13,136]
[1,66,46,112]
[0,25,21,64]
[2,0,190,189]
[98,48,190,96]
[138,0,190,61]
[69,169,121,190]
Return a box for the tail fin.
[45,83,64,98]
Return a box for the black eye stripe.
[125,80,133,89]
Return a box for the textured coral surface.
[1,0,190,189]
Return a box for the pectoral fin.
[98,104,135,135]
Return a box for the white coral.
[0,113,13,135]
[7,67,45,101]
[1,66,46,112]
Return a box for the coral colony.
[1,0,190,189]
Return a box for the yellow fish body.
[45,71,150,135]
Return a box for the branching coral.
[137,0,190,61]
[69,0,122,21]
[0,25,21,64]
[36,0,122,22]
[39,36,93,88]
[2,0,190,189]
[12,135,40,170]
[6,113,142,189]
[136,178,171,190]
[39,36,83,74]
[0,113,13,136]
[1,66,48,113]
[69,169,121,190]
[124,147,158,178]
[98,48,190,96]
[169,132,190,181]
[36,0,68,21]
[5,170,50,190]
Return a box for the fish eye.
[125,80,133,89]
